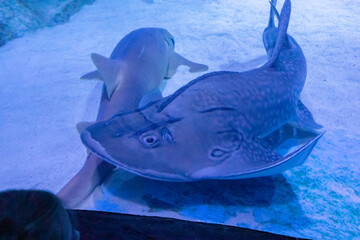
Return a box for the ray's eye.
[209,148,231,161]
[140,135,159,148]
[211,149,227,158]
[145,136,155,143]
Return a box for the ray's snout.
[80,111,149,156]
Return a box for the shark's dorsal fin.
[264,0,291,68]
[165,52,209,79]
[91,53,123,99]
[76,121,95,134]
[80,70,102,80]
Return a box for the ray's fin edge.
[220,132,325,179]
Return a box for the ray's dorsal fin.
[91,53,123,99]
[80,70,102,80]
[165,52,209,79]
[264,0,291,68]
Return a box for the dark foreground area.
[70,210,307,240]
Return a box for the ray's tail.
[267,0,278,28]
[263,0,292,68]
[262,0,278,58]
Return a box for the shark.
[57,28,208,207]
[80,0,324,181]
[77,27,209,125]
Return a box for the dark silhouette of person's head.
[0,190,79,240]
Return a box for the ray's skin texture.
[81,0,323,182]
[57,28,208,208]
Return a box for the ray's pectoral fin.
[289,100,323,133]
[165,52,209,79]
[241,133,325,178]
[193,132,324,179]
[208,130,244,162]
[90,53,124,99]
[192,136,281,179]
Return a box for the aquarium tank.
[0,0,359,239]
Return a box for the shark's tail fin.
[264,0,291,68]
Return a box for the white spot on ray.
[138,46,146,59]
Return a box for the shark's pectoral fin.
[76,121,96,134]
[289,100,323,133]
[91,53,123,98]
[138,88,163,108]
[165,52,209,79]
[80,70,102,80]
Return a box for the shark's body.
[79,27,208,125]
[81,0,323,181]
